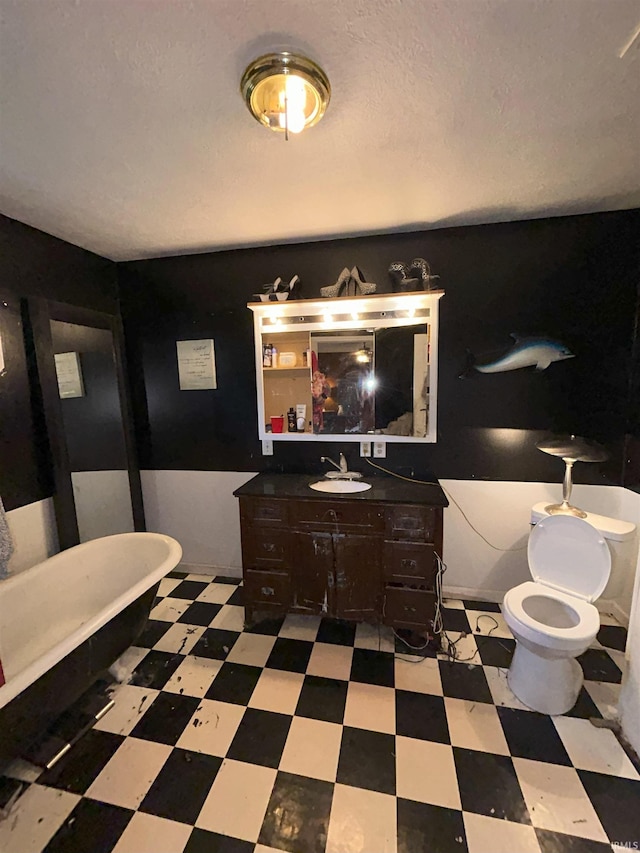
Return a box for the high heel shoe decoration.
[253,274,301,302]
[388,258,439,292]
[320,266,377,298]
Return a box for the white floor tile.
[279,717,342,782]
[445,697,510,755]
[187,572,217,582]
[439,631,479,664]
[354,622,395,653]
[86,737,172,809]
[443,598,465,609]
[463,812,541,853]
[584,679,621,720]
[112,812,192,853]
[464,610,512,639]
[152,623,205,655]
[553,716,639,779]
[598,611,624,626]
[150,597,191,623]
[394,656,443,696]
[157,577,181,598]
[226,633,276,668]
[513,757,609,842]
[344,682,395,734]
[279,613,322,641]
[326,784,397,853]
[483,665,531,711]
[209,605,245,632]
[176,699,245,757]
[111,646,149,681]
[196,758,277,842]
[248,668,305,715]
[307,642,353,681]
[163,655,223,697]
[196,583,236,605]
[255,847,287,853]
[395,736,461,809]
[1,758,42,783]
[0,784,80,853]
[94,684,159,735]
[606,647,627,672]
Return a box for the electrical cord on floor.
[363,457,527,552]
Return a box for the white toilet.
[502,514,611,715]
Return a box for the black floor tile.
[259,771,334,853]
[596,624,627,652]
[130,649,184,690]
[316,618,356,646]
[38,729,124,794]
[226,707,292,768]
[0,776,26,808]
[442,608,471,633]
[204,662,262,706]
[44,798,133,853]
[396,690,450,743]
[336,726,396,795]
[497,707,572,765]
[394,629,438,657]
[350,648,395,687]
[564,686,603,720]
[295,675,348,724]
[475,636,515,668]
[130,692,201,745]
[190,628,241,659]
[140,748,222,825]
[463,600,501,613]
[266,637,313,673]
[226,585,244,606]
[454,747,530,824]
[577,648,623,683]
[397,798,468,853]
[184,829,254,853]
[578,769,640,844]
[245,615,285,636]
[167,570,188,579]
[177,601,222,626]
[439,660,493,703]
[213,575,242,584]
[535,828,613,853]
[136,619,172,649]
[170,580,210,600]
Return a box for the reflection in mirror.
[49,321,134,542]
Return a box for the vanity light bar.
[261,308,431,327]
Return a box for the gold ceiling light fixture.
[240,51,330,139]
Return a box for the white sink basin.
[309,480,372,494]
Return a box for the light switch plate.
[373,441,386,458]
[360,441,372,458]
[262,439,273,456]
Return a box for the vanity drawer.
[385,505,438,542]
[383,541,437,586]
[383,586,435,629]
[243,570,291,609]
[292,500,384,532]
[241,528,291,570]
[240,497,289,527]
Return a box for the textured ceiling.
[1,0,639,261]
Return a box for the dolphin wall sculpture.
[461,334,575,376]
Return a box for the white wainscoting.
[6,498,59,575]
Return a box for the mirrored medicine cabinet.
[248,291,443,444]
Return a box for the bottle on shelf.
[287,408,297,432]
[262,343,272,367]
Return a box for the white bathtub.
[0,532,182,711]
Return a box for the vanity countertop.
[233,472,448,506]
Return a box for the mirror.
[250,291,442,443]
[28,300,144,549]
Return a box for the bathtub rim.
[0,531,182,710]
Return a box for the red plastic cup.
[271,416,284,433]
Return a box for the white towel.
[0,496,15,579]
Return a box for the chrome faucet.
[321,453,348,474]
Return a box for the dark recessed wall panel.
[119,209,640,486]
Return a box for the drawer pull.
[401,558,417,571]
[261,586,275,596]
[264,543,276,553]
[403,606,417,613]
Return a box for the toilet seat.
[503,581,600,651]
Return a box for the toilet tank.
[530,503,637,603]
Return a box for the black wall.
[0,215,118,510]
[119,209,640,487]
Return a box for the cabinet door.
[292,532,333,613]
[333,533,381,621]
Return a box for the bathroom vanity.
[234,473,448,634]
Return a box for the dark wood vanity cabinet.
[236,477,446,635]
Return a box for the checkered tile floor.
[1,570,638,853]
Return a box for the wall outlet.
[262,439,273,456]
[373,441,386,458]
[360,441,372,458]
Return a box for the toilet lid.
[528,515,611,602]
